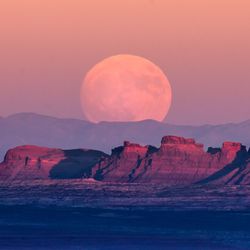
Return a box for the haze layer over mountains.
[1,112,250,160]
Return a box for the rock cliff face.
[92,136,249,185]
[198,145,250,185]
[0,145,107,181]
[0,136,249,186]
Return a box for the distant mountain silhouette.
[1,112,250,160]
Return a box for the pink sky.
[0,0,250,125]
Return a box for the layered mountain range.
[1,135,249,186]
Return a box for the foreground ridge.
[0,136,250,185]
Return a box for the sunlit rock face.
[0,146,63,180]
[0,145,107,181]
[92,141,155,182]
[92,136,248,185]
[221,142,246,163]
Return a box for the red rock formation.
[197,144,250,185]
[0,146,62,180]
[221,142,245,163]
[93,141,151,182]
[0,136,248,186]
[0,145,107,181]
[92,136,248,185]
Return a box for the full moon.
[81,54,172,123]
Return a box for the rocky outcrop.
[197,145,250,185]
[0,145,107,181]
[92,136,249,185]
[0,136,249,186]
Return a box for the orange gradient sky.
[0,0,250,125]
